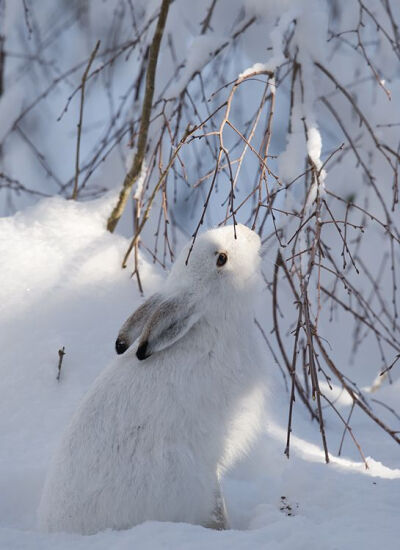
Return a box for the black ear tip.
[136,341,149,361]
[116,337,129,355]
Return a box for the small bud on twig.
[56,346,66,382]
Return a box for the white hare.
[38,224,267,534]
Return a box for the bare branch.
[107,0,171,232]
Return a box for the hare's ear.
[115,293,162,354]
[136,294,200,361]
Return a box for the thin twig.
[56,346,66,382]
[72,40,100,200]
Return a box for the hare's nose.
[115,337,129,355]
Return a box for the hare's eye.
[216,252,228,267]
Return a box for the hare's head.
[116,224,261,359]
[169,224,261,294]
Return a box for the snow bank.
[0,194,160,530]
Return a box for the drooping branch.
[122,124,192,268]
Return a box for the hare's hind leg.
[205,483,229,530]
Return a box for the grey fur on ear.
[136,293,200,359]
[116,293,162,354]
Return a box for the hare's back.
[40,357,214,533]
[39,361,152,531]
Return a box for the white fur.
[38,224,267,534]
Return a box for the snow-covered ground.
[0,195,399,549]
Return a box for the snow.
[240,6,299,79]
[239,63,272,80]
[305,125,326,207]
[167,35,223,98]
[0,196,399,549]
[278,129,305,184]
[133,163,147,200]
[306,126,323,169]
